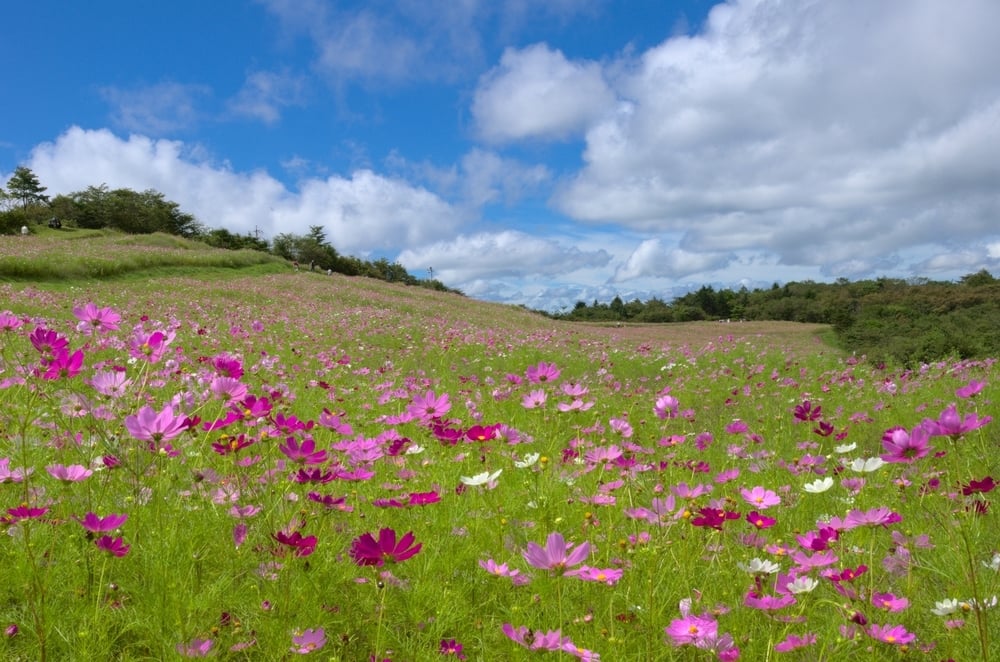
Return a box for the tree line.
[551,273,1000,365]
[1,167,460,295]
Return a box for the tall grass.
[0,244,995,661]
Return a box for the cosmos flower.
[523,531,590,573]
[290,628,325,654]
[73,302,121,335]
[77,512,127,533]
[525,361,560,384]
[867,623,915,646]
[46,463,93,482]
[349,528,421,566]
[124,404,190,443]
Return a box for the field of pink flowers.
[0,270,996,661]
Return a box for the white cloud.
[27,127,462,253]
[472,44,617,143]
[227,70,307,124]
[613,238,732,282]
[549,0,1000,280]
[100,82,212,134]
[396,230,611,283]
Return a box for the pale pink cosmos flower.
[654,394,680,419]
[740,486,781,509]
[46,464,93,483]
[557,398,594,412]
[525,361,560,384]
[867,623,915,646]
[407,390,451,422]
[124,404,190,443]
[523,532,590,573]
[73,302,121,335]
[566,566,623,585]
[521,389,547,409]
[90,370,132,398]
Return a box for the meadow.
[0,233,996,661]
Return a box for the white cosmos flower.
[514,453,540,468]
[834,442,857,454]
[460,469,502,486]
[803,477,834,493]
[737,558,780,575]
[850,457,885,473]
[785,576,819,594]
[931,599,959,616]
[983,552,1000,572]
[404,444,425,455]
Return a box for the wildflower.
[46,463,93,483]
[737,558,780,575]
[871,592,909,612]
[514,452,540,468]
[924,403,992,438]
[479,559,528,584]
[176,638,213,657]
[609,418,633,438]
[278,437,328,465]
[124,404,190,443]
[407,390,452,422]
[849,457,886,473]
[90,369,132,397]
[307,492,352,511]
[802,476,833,494]
[465,424,499,442]
[349,528,421,566]
[744,591,796,611]
[94,535,130,557]
[654,394,680,419]
[842,507,901,529]
[0,311,24,332]
[880,425,931,463]
[29,327,69,362]
[523,531,590,573]
[521,389,547,409]
[41,348,84,380]
[272,531,318,557]
[77,512,127,533]
[407,490,440,506]
[664,613,718,647]
[962,476,996,496]
[566,566,624,585]
[460,469,502,487]
[557,398,594,412]
[73,302,121,335]
[740,486,781,509]
[956,380,986,398]
[867,623,915,646]
[290,628,326,654]
[690,507,740,530]
[7,505,48,521]
[746,511,777,529]
[783,576,819,594]
[129,329,174,363]
[774,632,816,652]
[439,638,467,659]
[525,361,560,384]
[502,624,566,652]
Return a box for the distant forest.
[4,167,998,366]
[547,271,1000,366]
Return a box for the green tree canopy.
[6,166,49,209]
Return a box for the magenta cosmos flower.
[73,302,121,335]
[407,390,452,422]
[880,425,932,463]
[46,463,93,482]
[349,528,422,566]
[95,535,130,557]
[77,512,127,533]
[523,531,590,573]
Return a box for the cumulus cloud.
[28,127,462,253]
[472,44,617,142]
[396,230,611,283]
[613,238,732,282]
[550,0,1000,280]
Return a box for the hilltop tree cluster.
[1,167,458,294]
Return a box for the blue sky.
[3,1,1000,311]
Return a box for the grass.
[0,232,996,661]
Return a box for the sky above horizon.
[3,0,1000,311]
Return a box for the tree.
[6,167,49,210]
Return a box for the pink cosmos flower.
[349,528,422,566]
[525,361,560,384]
[90,369,132,398]
[521,389,547,409]
[842,507,901,530]
[290,628,325,654]
[956,380,986,399]
[654,394,680,419]
[523,532,590,573]
[41,349,84,380]
[278,437,327,465]
[479,559,529,585]
[95,535,130,557]
[501,624,567,652]
[77,512,128,533]
[741,485,781,509]
[176,638,213,657]
[0,311,24,332]
[46,464,93,482]
[867,623,915,645]
[29,328,69,362]
[746,511,777,529]
[566,566,624,585]
[871,592,909,612]
[880,425,931,463]
[124,404,190,443]
[774,632,816,652]
[665,613,718,647]
[439,638,467,659]
[129,329,174,363]
[73,302,121,335]
[744,590,796,611]
[407,390,452,422]
[924,403,992,438]
[272,530,318,557]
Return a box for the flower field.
[0,266,996,661]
